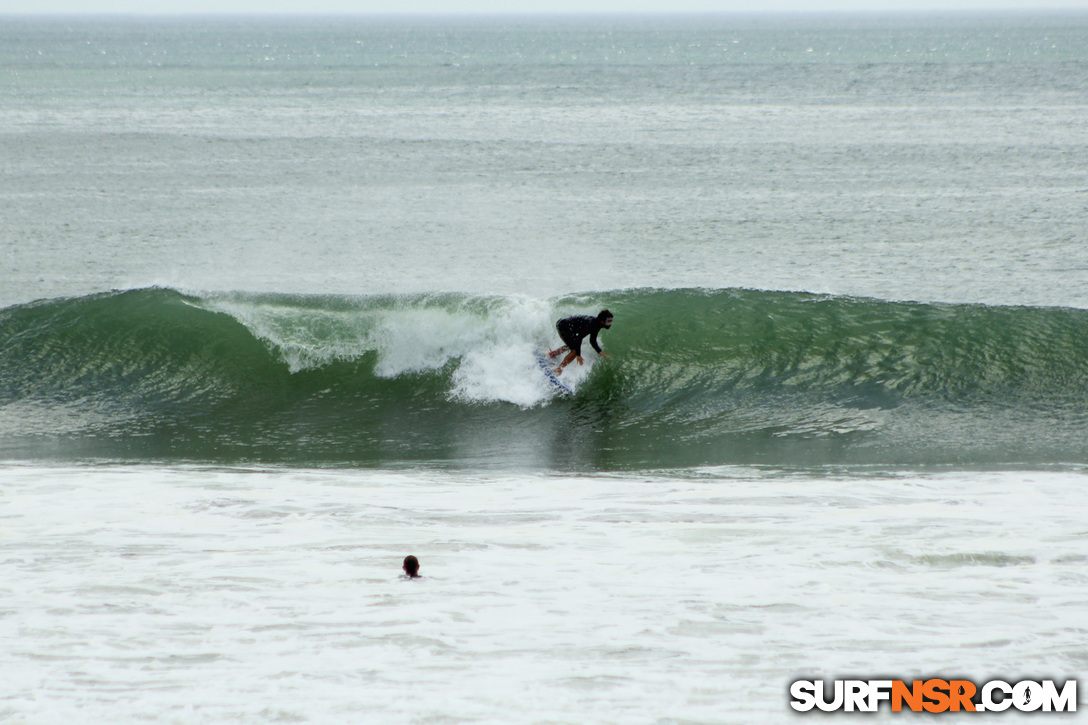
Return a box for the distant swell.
[3,287,1088,469]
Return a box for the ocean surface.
[2,12,1087,722]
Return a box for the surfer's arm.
[589,329,611,357]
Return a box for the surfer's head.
[403,555,420,578]
[597,309,613,329]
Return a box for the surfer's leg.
[554,350,578,375]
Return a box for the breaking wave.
[3,287,1088,469]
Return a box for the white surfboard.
[536,352,575,395]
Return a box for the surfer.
[403,555,421,578]
[548,310,613,376]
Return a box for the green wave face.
[3,287,1088,469]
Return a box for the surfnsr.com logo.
[790,679,1078,713]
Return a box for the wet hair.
[597,309,613,321]
[403,555,420,577]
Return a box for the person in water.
[548,309,613,376]
[403,555,421,578]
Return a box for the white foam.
[451,341,553,407]
[199,295,376,373]
[206,292,598,406]
[369,306,485,377]
[3,464,1086,723]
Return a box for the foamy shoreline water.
[2,464,1084,722]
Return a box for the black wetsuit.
[556,315,604,357]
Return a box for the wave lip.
[2,286,1087,468]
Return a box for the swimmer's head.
[597,309,613,328]
[403,555,420,577]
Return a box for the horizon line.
[4,6,1088,16]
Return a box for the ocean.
[1,12,1087,722]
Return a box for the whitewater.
[2,13,1088,723]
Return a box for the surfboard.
[536,352,575,395]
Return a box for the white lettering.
[867,680,893,711]
[1014,681,1043,712]
[1041,680,1077,712]
[790,680,816,712]
[844,680,869,712]
[815,680,844,712]
[982,680,1013,712]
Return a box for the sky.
[4,0,1088,15]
